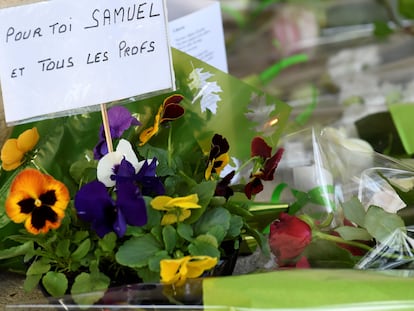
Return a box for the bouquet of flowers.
[0,49,291,303]
[266,126,414,270]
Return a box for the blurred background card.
[168,0,228,73]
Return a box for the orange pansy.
[6,168,70,235]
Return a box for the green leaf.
[334,226,372,241]
[341,197,366,228]
[0,241,33,260]
[144,197,162,228]
[177,222,194,242]
[194,207,231,240]
[55,239,71,258]
[364,205,406,242]
[73,230,89,243]
[188,234,220,258]
[186,181,217,223]
[71,272,109,305]
[304,239,356,268]
[69,154,97,185]
[116,234,162,267]
[373,21,394,38]
[23,273,43,292]
[162,225,177,253]
[42,271,68,297]
[71,238,91,261]
[98,232,117,253]
[355,112,405,155]
[226,215,244,238]
[206,225,227,244]
[148,250,169,272]
[399,0,414,19]
[136,266,160,283]
[27,258,51,275]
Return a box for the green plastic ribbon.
[203,269,414,309]
[270,183,335,217]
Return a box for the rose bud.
[269,212,312,266]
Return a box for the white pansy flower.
[97,139,142,187]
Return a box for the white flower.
[97,139,142,187]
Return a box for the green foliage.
[364,206,406,242]
[373,21,394,38]
[398,0,414,19]
[304,239,356,268]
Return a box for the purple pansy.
[134,158,165,196]
[74,179,147,238]
[94,106,141,159]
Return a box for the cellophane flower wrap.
[0,49,291,303]
[268,126,414,269]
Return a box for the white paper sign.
[0,0,175,124]
[167,0,228,73]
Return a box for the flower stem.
[235,156,261,175]
[313,231,372,252]
[178,170,198,187]
[168,126,173,168]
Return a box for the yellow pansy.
[6,168,70,235]
[151,194,201,225]
[160,256,218,286]
[205,134,230,180]
[139,105,163,146]
[1,127,39,171]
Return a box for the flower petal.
[1,139,24,171]
[97,152,122,187]
[139,106,162,146]
[116,139,139,169]
[165,194,201,209]
[17,127,39,153]
[160,257,185,284]
[75,180,115,237]
[117,181,147,227]
[251,137,272,158]
[107,106,140,138]
[6,169,69,234]
[151,196,173,211]
[262,147,284,180]
[186,256,218,278]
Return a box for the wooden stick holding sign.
[100,103,113,153]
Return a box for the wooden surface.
[0,272,46,310]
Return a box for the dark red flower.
[245,137,284,199]
[269,212,312,266]
[214,170,235,200]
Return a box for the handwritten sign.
[0,0,175,124]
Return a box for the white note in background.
[167,0,228,73]
[0,0,174,125]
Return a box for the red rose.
[269,213,312,266]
